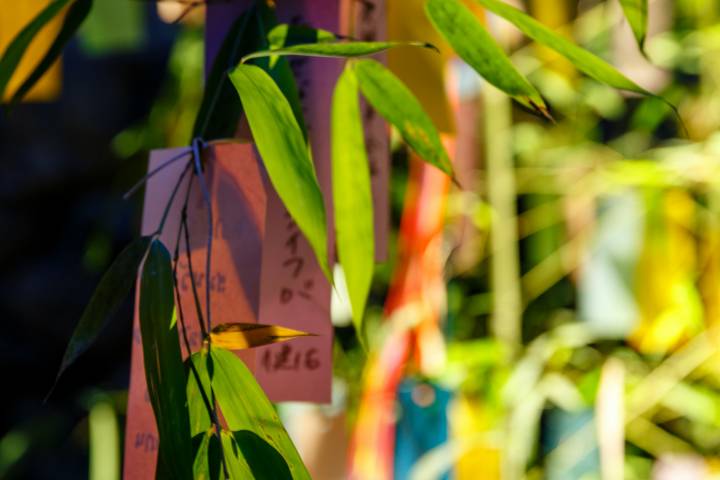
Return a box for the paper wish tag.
[255,188,333,402]
[123,143,267,478]
[206,0,342,403]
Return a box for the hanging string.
[191,137,215,334]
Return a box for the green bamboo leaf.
[353,59,453,175]
[219,431,254,479]
[194,5,308,141]
[0,0,74,102]
[229,63,330,280]
[255,5,308,137]
[193,7,257,140]
[239,431,292,479]
[332,66,373,342]
[192,431,222,480]
[619,0,648,49]
[187,355,211,437]
[425,0,549,117]
[54,236,151,385]
[474,0,652,96]
[267,24,336,50]
[9,0,92,107]
[200,348,311,480]
[242,40,437,63]
[139,240,193,480]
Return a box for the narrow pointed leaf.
[193,7,257,140]
[475,0,652,96]
[426,0,549,117]
[55,236,151,383]
[139,240,193,480]
[354,59,453,175]
[0,0,73,101]
[209,323,314,350]
[267,24,336,50]
[242,41,436,63]
[194,6,308,141]
[619,0,648,49]
[194,348,311,480]
[193,431,222,480]
[219,431,254,479]
[332,66,374,341]
[255,5,308,136]
[226,430,293,480]
[187,355,212,437]
[9,0,92,107]
[229,64,330,280]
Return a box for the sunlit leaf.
[209,323,314,350]
[425,0,549,117]
[54,236,151,384]
[187,355,212,437]
[229,63,330,280]
[354,59,453,175]
[139,240,193,480]
[242,40,437,63]
[197,348,311,480]
[195,5,308,141]
[0,0,74,102]
[331,66,374,342]
[9,0,92,107]
[474,0,652,96]
[219,431,253,479]
[619,0,648,49]
[192,431,222,480]
[193,7,257,140]
[226,430,293,480]
[255,6,308,136]
[267,24,336,50]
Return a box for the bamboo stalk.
[483,84,522,354]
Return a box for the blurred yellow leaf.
[0,0,63,102]
[631,189,703,354]
[209,323,314,350]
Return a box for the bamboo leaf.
[474,0,652,96]
[619,0,648,49]
[242,41,437,64]
[187,355,212,437]
[9,0,92,107]
[219,431,254,479]
[255,5,308,137]
[331,66,374,342]
[193,7,257,140]
[54,236,151,384]
[194,5,309,141]
[353,59,453,175]
[139,240,193,480]
[192,431,222,480]
[229,63,331,280]
[267,24,336,50]
[209,323,314,350]
[0,0,74,102]
[226,430,292,480]
[425,0,549,117]
[199,348,311,480]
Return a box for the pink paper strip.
[206,0,346,403]
[123,143,267,478]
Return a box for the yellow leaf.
[1,1,63,102]
[209,323,314,350]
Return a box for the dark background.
[0,8,177,478]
